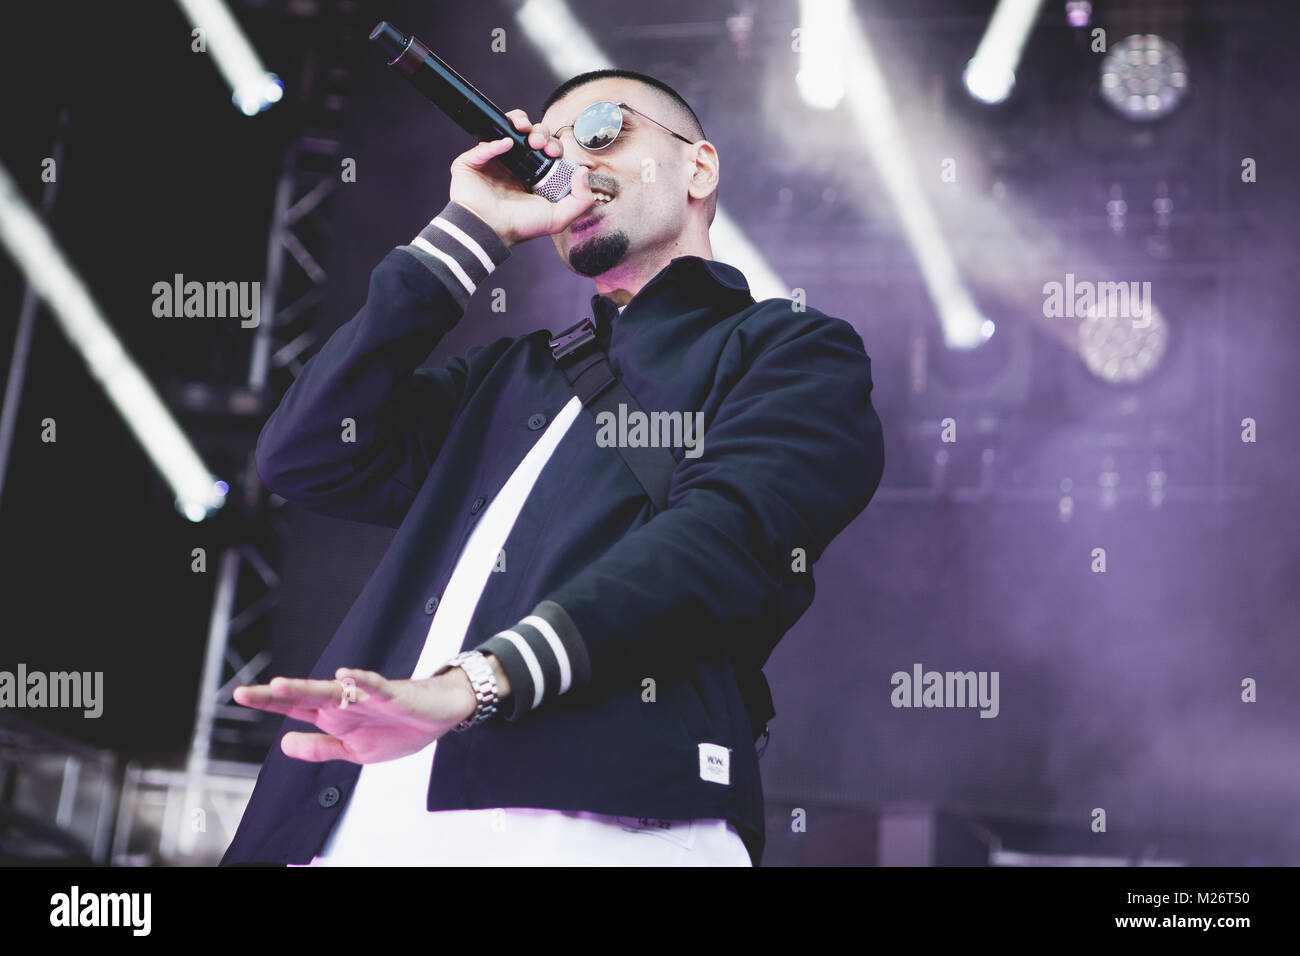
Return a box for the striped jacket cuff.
[397,200,510,310]
[474,600,592,722]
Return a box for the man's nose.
[563,148,598,183]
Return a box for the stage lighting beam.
[0,161,226,521]
[843,14,988,348]
[174,0,283,115]
[963,0,1046,105]
[796,0,849,110]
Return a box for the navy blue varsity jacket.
[220,200,885,866]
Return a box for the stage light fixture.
[962,0,1046,105]
[233,73,284,116]
[174,0,283,115]
[796,0,849,110]
[1099,34,1189,121]
[963,58,1017,105]
[1076,299,1169,384]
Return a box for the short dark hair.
[540,69,706,142]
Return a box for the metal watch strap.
[439,650,499,731]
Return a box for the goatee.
[569,229,630,278]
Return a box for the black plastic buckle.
[548,317,597,361]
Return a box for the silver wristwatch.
[436,650,499,731]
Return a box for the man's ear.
[686,141,720,202]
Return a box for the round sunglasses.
[553,100,696,151]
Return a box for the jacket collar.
[589,255,753,337]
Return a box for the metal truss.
[113,0,365,865]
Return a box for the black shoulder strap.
[548,316,774,752]
[547,316,675,512]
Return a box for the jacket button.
[424,597,439,614]
[527,412,546,430]
[471,495,486,514]
[317,786,341,808]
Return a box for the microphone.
[369,21,577,203]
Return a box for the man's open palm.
[232,668,470,764]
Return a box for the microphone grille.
[533,158,576,203]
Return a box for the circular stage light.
[1076,299,1169,384]
[1099,34,1188,121]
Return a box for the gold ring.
[338,676,358,709]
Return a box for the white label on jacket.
[698,743,730,786]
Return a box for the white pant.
[296,806,752,866]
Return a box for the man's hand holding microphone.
[449,109,596,248]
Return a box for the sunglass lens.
[574,101,623,149]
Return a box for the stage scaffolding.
[108,0,365,865]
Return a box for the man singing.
[221,69,885,866]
